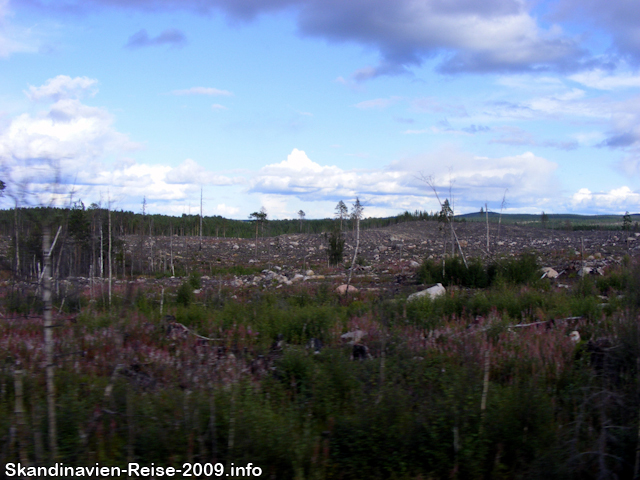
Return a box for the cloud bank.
[33,0,609,77]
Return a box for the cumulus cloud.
[554,0,640,65]
[1,76,244,210]
[125,28,186,49]
[249,147,560,213]
[165,158,241,186]
[571,186,640,213]
[0,98,137,178]
[25,75,98,102]
[45,0,590,77]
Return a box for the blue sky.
[1,0,640,218]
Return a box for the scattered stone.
[409,260,420,268]
[541,267,559,279]
[407,283,446,302]
[336,284,358,295]
[578,267,593,277]
[341,329,366,343]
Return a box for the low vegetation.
[0,247,639,479]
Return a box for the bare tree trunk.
[14,201,19,277]
[108,197,112,307]
[634,356,640,479]
[14,366,29,466]
[199,187,203,251]
[100,221,104,279]
[346,212,360,294]
[42,226,58,460]
[497,188,507,246]
[170,223,175,277]
[480,349,490,436]
[485,202,490,254]
[127,386,135,464]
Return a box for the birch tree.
[345,198,363,294]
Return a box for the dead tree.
[419,174,468,269]
[42,226,58,460]
[346,198,364,294]
[497,188,508,245]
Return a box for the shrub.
[176,281,194,307]
[417,253,539,289]
[327,229,345,266]
[188,271,201,289]
[495,252,539,285]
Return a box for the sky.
[1,0,640,219]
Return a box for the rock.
[291,274,304,283]
[409,260,420,268]
[341,329,366,343]
[336,284,358,295]
[305,270,315,276]
[458,240,468,248]
[541,267,559,279]
[407,283,446,302]
[232,244,240,250]
[578,267,593,277]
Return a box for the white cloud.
[0,76,245,210]
[171,87,233,96]
[249,147,560,214]
[211,104,227,110]
[570,186,640,213]
[165,158,241,186]
[215,203,240,216]
[0,96,138,184]
[25,75,98,102]
[570,69,640,90]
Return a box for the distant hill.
[458,211,640,229]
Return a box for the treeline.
[0,204,438,279]
[0,206,438,239]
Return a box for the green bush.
[417,253,539,289]
[176,281,194,307]
[188,271,201,289]
[327,229,345,266]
